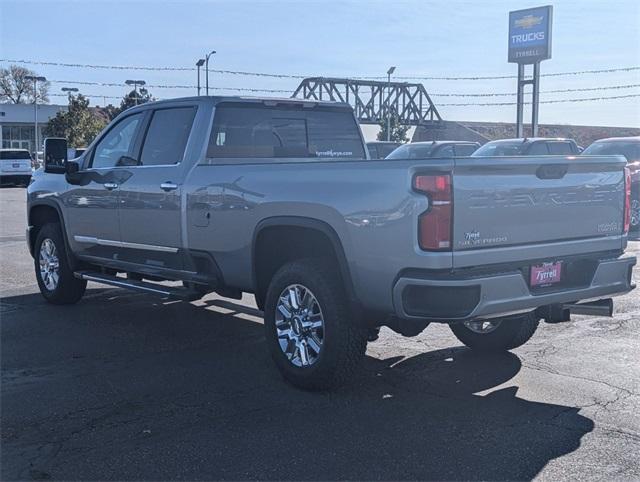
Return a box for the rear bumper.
[0,174,31,184]
[392,255,636,321]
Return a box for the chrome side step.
[74,270,202,301]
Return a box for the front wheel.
[449,312,540,352]
[264,259,368,390]
[34,223,87,304]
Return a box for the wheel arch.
[251,216,357,311]
[28,201,73,265]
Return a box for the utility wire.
[51,92,640,106]
[435,93,640,106]
[3,58,639,80]
[47,79,291,93]
[46,78,639,97]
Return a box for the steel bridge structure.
[291,77,442,125]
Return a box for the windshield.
[386,144,434,159]
[471,141,525,157]
[582,141,640,161]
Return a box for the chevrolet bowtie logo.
[515,15,543,29]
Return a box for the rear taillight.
[624,166,631,234]
[413,174,452,250]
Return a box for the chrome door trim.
[73,235,179,253]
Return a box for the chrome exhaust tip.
[564,298,614,318]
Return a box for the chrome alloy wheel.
[463,320,502,334]
[275,284,325,367]
[39,238,60,291]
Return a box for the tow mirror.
[43,137,68,174]
[65,161,82,185]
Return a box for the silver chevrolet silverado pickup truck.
[27,96,636,389]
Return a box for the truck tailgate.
[452,155,627,268]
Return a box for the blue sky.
[1,0,639,128]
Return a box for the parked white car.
[0,149,33,186]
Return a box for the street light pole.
[196,59,205,96]
[25,75,46,155]
[61,87,79,103]
[125,80,146,105]
[386,66,396,142]
[205,50,216,96]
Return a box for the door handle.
[103,182,119,190]
[160,182,178,192]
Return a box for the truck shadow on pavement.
[1,289,594,481]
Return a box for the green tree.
[44,94,107,148]
[120,87,154,112]
[377,114,410,143]
[0,65,50,104]
[102,88,155,120]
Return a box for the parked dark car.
[366,141,402,159]
[386,141,481,159]
[582,136,640,231]
[471,138,581,157]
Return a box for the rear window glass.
[547,142,575,155]
[0,150,31,160]
[387,144,433,159]
[471,141,525,157]
[207,104,365,160]
[582,141,640,161]
[527,142,549,155]
[454,144,478,156]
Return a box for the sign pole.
[516,64,525,138]
[531,62,541,136]
[508,5,552,139]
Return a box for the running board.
[74,270,202,301]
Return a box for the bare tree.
[0,65,50,104]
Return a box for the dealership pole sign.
[508,5,552,138]
[508,5,553,64]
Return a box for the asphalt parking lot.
[1,186,639,481]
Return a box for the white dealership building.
[0,103,67,152]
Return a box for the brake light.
[624,166,631,234]
[413,174,452,250]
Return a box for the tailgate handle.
[536,164,568,180]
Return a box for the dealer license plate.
[530,261,562,287]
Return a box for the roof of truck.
[486,137,576,144]
[410,141,480,146]
[133,95,352,109]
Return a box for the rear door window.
[140,107,196,166]
[208,103,365,160]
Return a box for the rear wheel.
[449,312,540,352]
[34,223,86,304]
[631,198,639,230]
[264,259,367,390]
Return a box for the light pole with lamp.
[386,66,396,142]
[196,58,205,96]
[61,87,79,103]
[24,75,46,155]
[205,50,216,96]
[125,79,146,105]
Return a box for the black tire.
[34,223,86,304]
[264,258,367,391]
[449,312,540,352]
